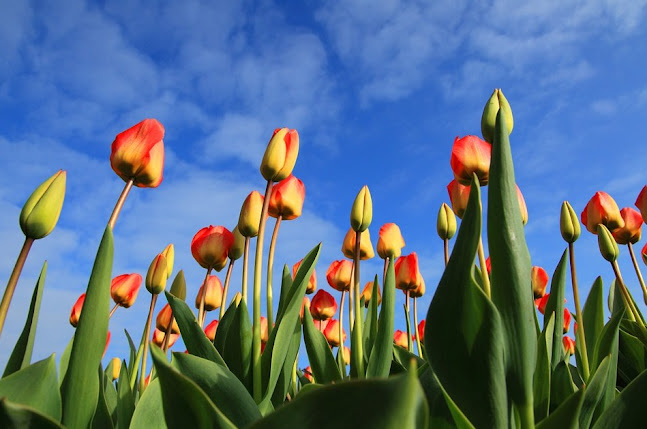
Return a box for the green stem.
[353,231,365,378]
[382,258,389,288]
[338,290,346,370]
[477,237,491,298]
[0,237,34,339]
[444,238,449,266]
[568,243,589,380]
[405,292,412,352]
[138,293,158,393]
[107,179,134,230]
[611,261,644,331]
[349,263,355,331]
[413,297,423,357]
[197,268,213,328]
[242,237,250,304]
[220,260,235,320]
[627,243,647,306]
[266,216,282,330]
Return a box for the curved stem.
[109,303,119,319]
[444,238,449,266]
[353,231,365,377]
[138,293,158,393]
[161,316,175,353]
[242,237,250,304]
[220,260,235,320]
[611,261,644,330]
[628,243,647,305]
[413,297,423,357]
[197,268,213,328]
[107,179,134,230]
[267,216,282,330]
[477,237,491,298]
[568,243,589,380]
[0,237,34,338]
[338,291,346,368]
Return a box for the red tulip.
[110,273,142,308]
[110,119,165,188]
[563,309,571,334]
[535,293,550,314]
[204,319,219,341]
[562,336,575,355]
[293,259,317,294]
[156,303,180,334]
[310,290,337,321]
[377,223,405,259]
[195,275,224,311]
[69,293,85,327]
[531,266,549,299]
[636,185,647,221]
[191,226,234,271]
[612,207,643,244]
[485,256,491,276]
[300,296,311,320]
[303,366,314,383]
[323,319,345,347]
[447,179,470,219]
[326,260,353,292]
[394,253,423,292]
[581,191,624,234]
[450,135,491,186]
[393,330,411,349]
[417,320,426,343]
[268,175,306,220]
[152,328,179,348]
[642,242,647,265]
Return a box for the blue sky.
[1,0,647,371]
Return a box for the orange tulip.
[563,309,571,334]
[152,328,179,348]
[636,185,647,221]
[417,320,426,343]
[535,293,550,315]
[377,223,405,259]
[293,259,316,294]
[300,296,311,320]
[110,119,165,188]
[562,336,575,355]
[191,226,234,271]
[642,242,647,265]
[447,179,470,219]
[156,303,180,334]
[409,277,426,299]
[394,253,423,292]
[110,273,142,308]
[342,346,350,365]
[195,275,224,311]
[310,290,337,321]
[326,260,353,292]
[260,316,269,343]
[323,319,345,347]
[612,207,643,244]
[580,191,624,234]
[204,319,219,341]
[341,228,375,260]
[269,175,305,220]
[450,135,491,186]
[393,330,411,349]
[531,266,549,299]
[303,366,314,383]
[361,280,381,307]
[260,128,299,182]
[238,191,265,238]
[69,293,85,327]
[104,331,111,358]
[516,185,528,225]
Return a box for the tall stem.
[382,258,389,288]
[109,303,119,319]
[197,268,213,328]
[138,293,158,393]
[161,316,175,353]
[568,243,589,380]
[353,231,365,377]
[627,243,647,305]
[413,297,423,357]
[477,237,491,298]
[405,291,412,352]
[444,238,449,266]
[252,180,273,402]
[220,260,235,320]
[107,179,134,230]
[242,237,250,304]
[338,291,346,368]
[611,261,644,331]
[267,216,282,330]
[349,263,355,331]
[0,237,34,338]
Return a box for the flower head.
[361,280,381,307]
[310,289,337,321]
[110,273,142,308]
[269,175,305,220]
[450,135,491,186]
[19,170,67,239]
[156,303,179,334]
[204,319,219,341]
[394,253,423,292]
[238,191,265,238]
[260,128,299,182]
[611,207,643,245]
[326,260,353,292]
[293,259,317,294]
[377,223,405,259]
[191,226,234,271]
[531,266,548,299]
[69,293,85,327]
[323,319,345,347]
[342,228,375,260]
[581,191,624,234]
[447,179,470,219]
[195,275,224,312]
[110,119,165,188]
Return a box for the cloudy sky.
[1,0,647,371]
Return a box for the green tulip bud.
[481,89,513,143]
[597,224,619,262]
[560,201,581,243]
[350,185,372,232]
[146,253,168,295]
[228,226,245,261]
[169,269,186,300]
[437,203,457,240]
[19,170,66,239]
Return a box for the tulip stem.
[338,291,346,369]
[107,179,134,230]
[349,263,355,331]
[242,237,250,304]
[444,238,449,266]
[611,261,645,334]
[161,316,175,353]
[197,268,213,328]
[139,293,158,394]
[252,180,273,403]
[477,237,491,298]
[413,297,423,357]
[353,231,365,378]
[109,303,119,319]
[382,258,389,288]
[267,215,282,331]
[220,260,235,320]
[568,243,589,381]
[627,243,647,306]
[405,291,412,352]
[0,237,34,339]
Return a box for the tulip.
[161,244,175,278]
[560,201,581,243]
[350,185,372,232]
[326,260,353,292]
[481,88,514,143]
[110,358,121,381]
[450,135,491,186]
[110,273,142,308]
[156,304,180,334]
[563,309,571,334]
[436,204,457,241]
[409,277,425,299]
[195,275,224,311]
[447,179,470,219]
[152,328,179,348]
[69,293,85,327]
[485,256,491,276]
[393,330,411,349]
[636,185,647,221]
[110,119,165,188]
[394,253,423,292]
[342,228,375,260]
[260,316,269,343]
[323,319,346,347]
[417,320,426,344]
[531,266,549,299]
[310,290,337,321]
[535,293,550,315]
[238,191,265,238]
[229,226,245,261]
[361,280,381,307]
[562,336,575,355]
[145,253,168,295]
[581,191,624,234]
[300,296,311,320]
[268,175,305,220]
[377,223,406,259]
[204,319,219,341]
[191,225,234,271]
[342,346,350,365]
[597,224,620,262]
[293,260,317,294]
[612,207,643,245]
[642,242,647,265]
[260,128,299,182]
[516,185,528,225]
[19,170,67,240]
[303,366,314,383]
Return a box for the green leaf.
[488,110,536,422]
[164,291,227,367]
[60,227,113,429]
[57,335,74,388]
[366,258,395,378]
[363,275,380,360]
[223,299,252,391]
[583,277,605,366]
[0,399,65,429]
[214,299,238,355]
[617,328,647,388]
[591,310,622,421]
[3,262,47,377]
[425,178,508,429]
[171,352,261,427]
[592,368,647,428]
[271,321,301,407]
[275,265,292,321]
[116,360,135,429]
[249,365,428,428]
[302,309,341,384]
[392,345,424,371]
[124,330,137,381]
[91,366,113,429]
[536,389,583,429]
[550,360,576,412]
[0,355,60,421]
[534,313,555,421]
[544,249,568,371]
[129,379,167,429]
[579,356,611,429]
[417,364,459,429]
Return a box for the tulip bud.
[260,128,299,182]
[161,244,174,278]
[394,252,423,292]
[516,185,528,226]
[204,319,219,341]
[310,289,337,321]
[635,185,647,220]
[436,203,457,240]
[303,366,314,383]
[450,135,491,186]
[146,253,168,295]
[581,191,625,234]
[110,273,142,308]
[481,88,514,143]
[195,275,224,311]
[69,293,85,327]
[326,260,353,292]
[169,270,186,301]
[642,242,647,266]
[535,293,550,315]
[260,316,269,343]
[393,330,410,349]
[110,119,165,187]
[447,179,470,219]
[19,170,66,239]
[269,175,306,220]
[152,328,178,348]
[342,228,375,260]
[361,280,381,307]
[560,201,581,243]
[229,226,245,261]
[562,336,575,356]
[377,223,406,259]
[342,346,350,365]
[232,292,243,307]
[293,260,317,294]
[191,225,235,271]
[485,256,491,276]
[563,309,571,334]
[238,191,264,237]
[417,320,425,343]
[156,303,179,334]
[597,224,620,262]
[300,296,311,320]
[323,319,345,347]
[409,277,426,299]
[110,358,121,381]
[612,207,643,245]
[531,266,549,299]
[350,185,373,232]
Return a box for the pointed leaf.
[579,355,611,429]
[592,368,647,428]
[214,300,238,355]
[223,300,252,390]
[416,364,459,429]
[367,258,395,378]
[302,309,341,384]
[550,360,576,412]
[116,360,135,429]
[536,389,583,429]
[276,265,292,321]
[534,313,554,421]
[544,250,568,370]
[617,328,647,388]
[271,321,301,406]
[129,379,166,429]
[583,277,604,366]
[91,366,113,429]
[0,399,64,429]
[591,310,622,421]
[363,275,380,360]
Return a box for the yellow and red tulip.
[228,226,245,261]
[450,135,491,186]
[409,277,426,299]
[581,191,625,234]
[563,336,575,355]
[393,330,411,349]
[110,119,165,188]
[260,128,299,182]
[612,207,643,244]
[531,266,548,299]
[145,253,168,295]
[342,228,375,260]
[447,179,470,219]
[394,252,423,292]
[300,296,311,320]
[69,293,85,327]
[152,328,179,348]
[204,319,219,341]
[377,223,405,259]
[361,280,381,307]
[156,303,180,334]
[303,366,314,383]
[293,259,316,294]
[161,244,175,278]
[268,175,305,220]
[563,309,571,334]
[260,316,269,343]
[535,293,550,315]
[195,275,224,312]
[642,242,647,265]
[191,225,235,271]
[323,319,345,347]
[326,260,353,292]
[310,290,337,321]
[636,185,647,221]
[238,191,265,238]
[110,273,142,308]
[342,346,350,365]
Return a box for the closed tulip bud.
[269,175,305,220]
[612,207,643,244]
[531,266,549,299]
[581,191,625,234]
[342,346,350,365]
[409,277,426,299]
[326,260,353,292]
[516,185,528,226]
[342,228,375,260]
[450,135,491,186]
[19,170,66,239]
[361,280,381,307]
[152,328,179,348]
[260,316,269,343]
[636,186,647,221]
[195,275,224,311]
[110,273,142,308]
[146,253,168,295]
[161,244,174,278]
[417,320,425,343]
[110,358,121,381]
[260,128,299,182]
[69,293,85,327]
[562,336,575,356]
[204,319,219,341]
[238,191,264,237]
[169,270,186,301]
[310,289,337,320]
[350,185,373,232]
[447,179,470,219]
[597,224,620,262]
[191,225,234,271]
[563,309,571,334]
[110,119,165,188]
[642,242,647,265]
[560,201,581,243]
[300,296,311,320]
[156,303,180,334]
[377,223,406,259]
[485,256,491,276]
[323,319,345,347]
[535,293,550,315]
[394,252,423,292]
[481,88,514,143]
[293,259,317,294]
[436,203,457,240]
[393,330,410,349]
[229,226,245,261]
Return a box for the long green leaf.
[91,366,113,429]
[550,360,576,412]
[60,227,113,429]
[536,389,583,429]
[617,328,647,388]
[366,258,395,378]
[417,364,459,429]
[0,399,65,429]
[579,356,611,429]
[3,262,47,377]
[116,360,135,429]
[583,277,604,366]
[129,379,166,429]
[302,309,341,384]
[591,310,622,422]
[275,265,292,321]
[363,275,380,360]
[592,368,647,428]
[124,330,137,381]
[214,299,238,355]
[271,321,301,407]
[545,250,568,370]
[223,300,252,391]
[534,313,555,421]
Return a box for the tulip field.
[3,90,647,429]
